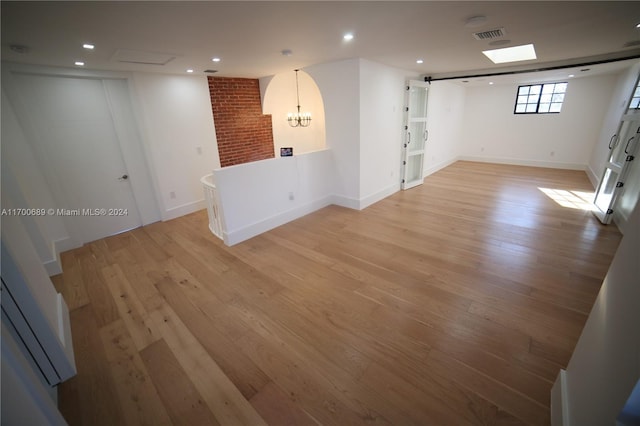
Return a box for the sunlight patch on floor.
[538,188,596,211]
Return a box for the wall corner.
[551,369,570,426]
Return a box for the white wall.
[2,322,67,426]
[304,58,418,209]
[261,71,326,156]
[1,65,221,273]
[1,89,71,274]
[213,149,335,245]
[359,59,408,208]
[131,72,220,220]
[424,81,466,176]
[305,58,361,207]
[1,203,74,425]
[551,192,640,425]
[2,215,65,340]
[2,64,162,254]
[211,58,420,245]
[460,74,617,170]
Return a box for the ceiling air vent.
[473,27,506,40]
[204,69,218,74]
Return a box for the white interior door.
[13,74,142,242]
[402,80,429,190]
[593,112,640,224]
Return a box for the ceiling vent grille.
[473,28,506,40]
[204,69,218,74]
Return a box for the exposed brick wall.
[207,77,274,167]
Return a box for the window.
[629,80,640,110]
[514,82,567,114]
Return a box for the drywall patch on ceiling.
[111,49,178,65]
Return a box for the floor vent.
[473,28,506,40]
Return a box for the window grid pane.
[515,82,567,114]
[630,81,640,110]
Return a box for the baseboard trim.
[423,157,459,178]
[163,199,206,221]
[359,183,400,210]
[332,194,360,210]
[221,186,403,245]
[43,259,62,276]
[223,196,334,246]
[458,155,586,171]
[586,165,599,189]
[45,237,81,277]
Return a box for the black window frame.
[514,82,568,115]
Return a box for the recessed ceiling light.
[489,82,494,85]
[74,61,85,66]
[465,15,487,28]
[343,33,354,41]
[416,59,424,64]
[482,43,536,64]
[186,69,194,73]
[211,57,221,62]
[83,43,95,50]
[569,74,575,78]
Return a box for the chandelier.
[287,69,311,127]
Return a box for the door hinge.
[401,179,405,183]
[626,155,635,161]
[405,107,409,112]
[616,181,624,188]
[403,161,406,165]
[403,144,407,148]
[404,125,408,130]
[606,208,614,215]
[406,86,410,91]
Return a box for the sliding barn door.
[593,75,640,225]
[401,80,429,190]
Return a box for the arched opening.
[262,70,326,156]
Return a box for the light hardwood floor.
[53,161,622,425]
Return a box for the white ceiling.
[2,1,640,81]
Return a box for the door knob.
[119,174,129,180]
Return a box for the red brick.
[208,76,274,167]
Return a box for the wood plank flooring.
[53,161,622,425]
